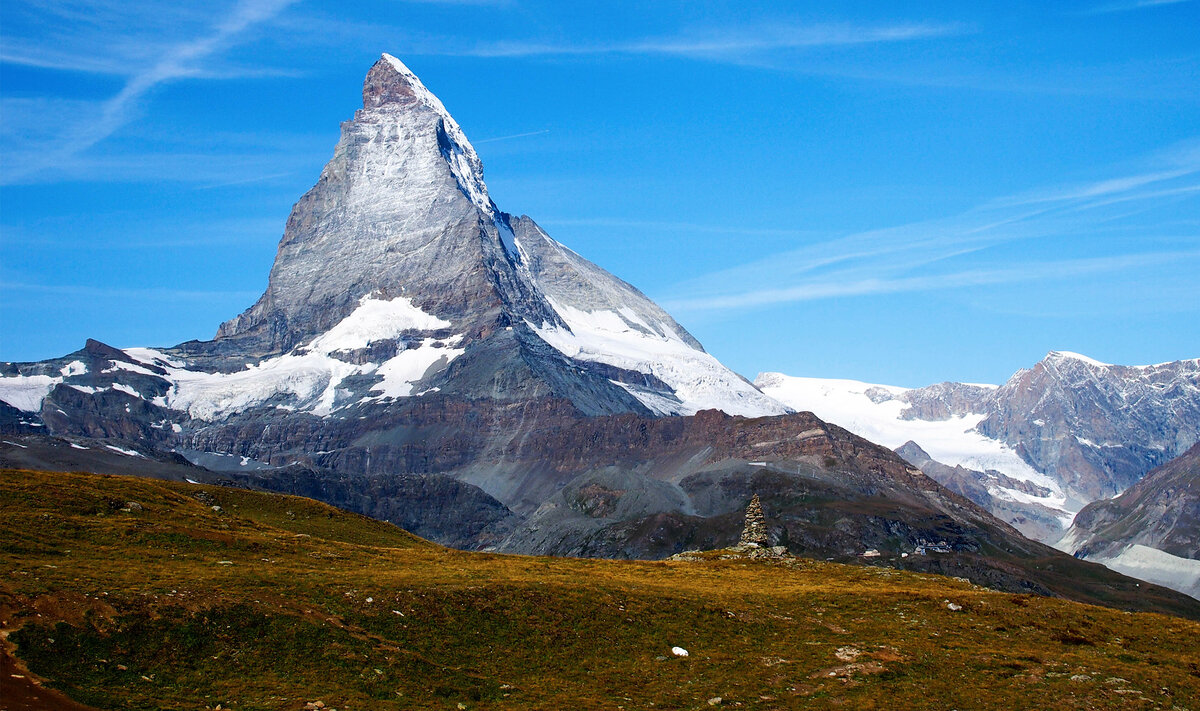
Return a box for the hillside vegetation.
[2,468,1198,710]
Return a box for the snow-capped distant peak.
[1045,350,1200,371]
[755,371,1069,510]
[1046,351,1111,368]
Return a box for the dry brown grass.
[3,468,1198,710]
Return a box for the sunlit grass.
[3,468,1197,710]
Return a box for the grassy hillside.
[2,468,1198,710]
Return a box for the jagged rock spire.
[739,493,768,547]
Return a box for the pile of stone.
[739,494,769,548]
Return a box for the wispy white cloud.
[990,167,1200,207]
[2,2,221,75]
[2,0,298,184]
[194,172,296,190]
[660,144,1200,315]
[0,144,319,186]
[663,250,1200,312]
[1084,0,1193,14]
[421,22,965,59]
[2,216,284,249]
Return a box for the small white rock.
[671,646,689,657]
[946,602,962,611]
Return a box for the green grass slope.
[2,468,1198,710]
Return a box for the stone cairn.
[739,494,769,548]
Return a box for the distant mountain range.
[1,54,1196,612]
[757,352,1200,543]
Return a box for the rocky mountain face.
[1,54,1194,615]
[977,352,1200,502]
[894,441,1065,543]
[1056,443,1200,599]
[757,353,1200,543]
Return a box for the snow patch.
[111,383,144,399]
[0,374,62,412]
[104,359,159,377]
[164,352,367,420]
[1047,351,1111,368]
[105,444,146,458]
[123,348,183,369]
[304,295,451,354]
[150,297,462,420]
[60,360,87,377]
[368,338,465,399]
[1088,544,1200,600]
[608,381,683,417]
[533,298,785,418]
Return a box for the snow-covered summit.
[1045,350,1111,368]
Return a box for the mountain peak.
[363,53,422,109]
[1045,351,1110,368]
[362,54,470,144]
[361,53,491,217]
[202,52,787,418]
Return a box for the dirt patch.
[1,638,96,710]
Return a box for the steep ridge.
[1057,443,1200,599]
[757,352,1200,542]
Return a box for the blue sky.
[2,0,1198,386]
